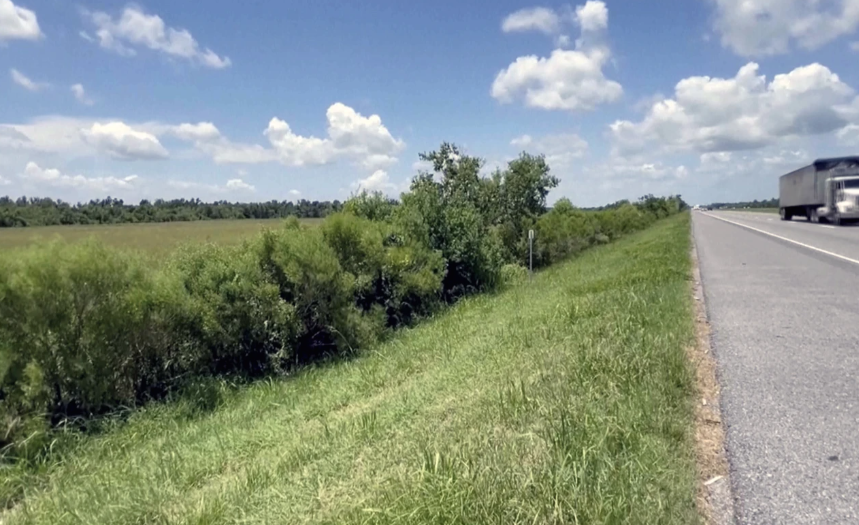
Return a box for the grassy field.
[1,214,698,525]
[0,218,323,253]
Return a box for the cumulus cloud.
[837,124,859,145]
[493,1,621,112]
[21,162,139,191]
[178,103,405,169]
[167,178,255,194]
[610,62,858,156]
[171,122,221,142]
[0,174,10,186]
[575,0,608,32]
[511,132,588,169]
[82,121,169,160]
[84,5,231,68]
[710,0,859,57]
[352,170,398,194]
[492,48,622,111]
[502,7,562,35]
[10,68,47,91]
[71,84,94,106]
[0,0,41,41]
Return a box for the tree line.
[706,197,778,209]
[0,197,344,227]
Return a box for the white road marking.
[821,225,836,229]
[703,213,859,266]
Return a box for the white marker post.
[528,229,535,281]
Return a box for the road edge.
[689,226,735,525]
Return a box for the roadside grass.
[0,218,323,253]
[1,213,698,525]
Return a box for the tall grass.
[1,214,698,524]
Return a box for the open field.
[1,214,698,525]
[0,218,323,253]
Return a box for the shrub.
[0,240,187,455]
[322,212,444,328]
[343,191,398,222]
[254,225,377,361]
[166,241,300,377]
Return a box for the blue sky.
[2,0,859,207]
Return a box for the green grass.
[0,214,698,525]
[0,218,323,253]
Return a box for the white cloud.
[502,7,562,35]
[71,84,94,106]
[21,162,139,191]
[511,132,589,169]
[575,0,608,32]
[10,68,47,91]
[225,178,254,191]
[610,62,857,156]
[710,0,859,57]
[289,189,301,197]
[85,6,231,68]
[171,122,221,142]
[837,124,859,145]
[492,48,622,111]
[852,41,859,51]
[167,178,255,194]
[0,0,41,41]
[493,2,621,112]
[0,174,10,186]
[510,134,533,147]
[187,103,405,168]
[82,122,169,160]
[352,170,397,194]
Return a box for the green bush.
[322,212,444,328]
[0,240,187,456]
[166,241,299,376]
[254,225,377,361]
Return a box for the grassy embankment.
[1,213,698,525]
[0,218,324,253]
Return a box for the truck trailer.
[779,156,859,225]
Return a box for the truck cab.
[820,176,859,225]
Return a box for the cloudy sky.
[2,0,858,206]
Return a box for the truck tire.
[834,213,842,226]
[780,208,791,221]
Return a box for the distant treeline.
[0,197,346,227]
[707,198,778,209]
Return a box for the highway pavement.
[693,211,859,524]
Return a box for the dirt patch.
[689,240,733,525]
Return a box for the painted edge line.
[702,213,859,266]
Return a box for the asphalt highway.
[693,211,859,524]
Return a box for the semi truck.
[779,156,859,225]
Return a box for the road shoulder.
[690,231,735,525]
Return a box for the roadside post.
[528,229,535,281]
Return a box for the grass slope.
[1,214,698,525]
